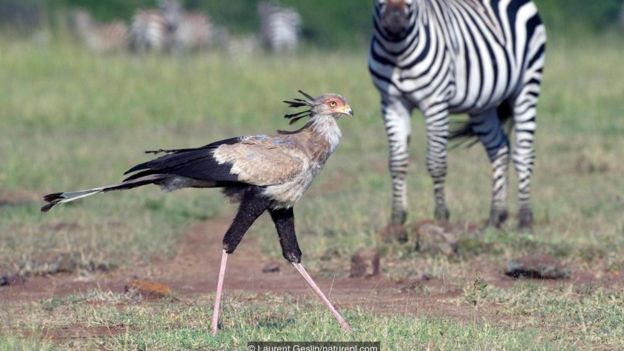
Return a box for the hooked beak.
[341,105,354,116]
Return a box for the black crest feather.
[283,90,315,125]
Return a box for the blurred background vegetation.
[1,0,623,47]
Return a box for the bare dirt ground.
[2,217,623,342]
[0,219,461,312]
[1,219,467,313]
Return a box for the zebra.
[161,0,214,52]
[368,0,547,232]
[130,0,213,53]
[70,9,128,54]
[129,8,168,53]
[258,1,302,53]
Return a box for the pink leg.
[292,263,352,332]
[211,250,228,335]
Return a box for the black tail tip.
[40,202,58,212]
[41,192,63,213]
[43,192,63,202]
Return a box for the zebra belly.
[447,86,515,115]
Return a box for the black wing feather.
[123,137,242,183]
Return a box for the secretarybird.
[41,91,353,333]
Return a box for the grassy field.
[1,33,624,350]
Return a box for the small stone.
[262,261,280,273]
[396,272,432,291]
[0,273,25,287]
[125,279,172,299]
[378,224,408,243]
[505,254,570,279]
[412,220,458,256]
[350,248,380,278]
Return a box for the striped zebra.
[71,9,128,54]
[369,0,547,232]
[258,1,302,52]
[129,8,168,52]
[130,0,213,53]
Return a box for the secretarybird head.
[41,91,354,333]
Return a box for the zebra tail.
[40,176,162,213]
[449,102,514,149]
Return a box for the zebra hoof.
[434,205,450,222]
[391,210,408,225]
[488,208,509,229]
[518,208,534,233]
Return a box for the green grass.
[2,284,622,350]
[0,290,580,350]
[1,34,623,349]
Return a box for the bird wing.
[123,135,306,187]
[212,135,306,186]
[123,137,242,183]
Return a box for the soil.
[1,217,623,341]
[0,190,38,208]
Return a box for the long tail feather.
[41,187,107,212]
[41,176,164,212]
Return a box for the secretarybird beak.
[342,105,354,116]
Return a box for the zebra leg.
[424,105,450,222]
[470,109,510,228]
[512,87,539,232]
[382,97,412,225]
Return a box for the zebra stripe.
[130,1,214,53]
[160,0,214,52]
[129,9,168,52]
[258,1,302,53]
[369,0,546,231]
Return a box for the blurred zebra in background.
[129,0,214,53]
[129,7,168,53]
[161,0,215,52]
[369,0,546,232]
[70,9,128,54]
[258,1,302,52]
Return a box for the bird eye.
[329,100,337,107]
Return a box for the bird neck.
[308,115,341,154]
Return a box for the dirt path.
[0,218,469,318]
[150,218,468,317]
[2,217,620,321]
